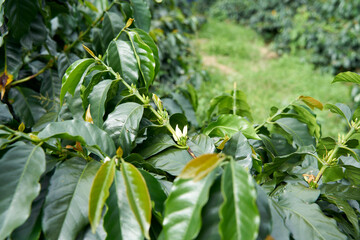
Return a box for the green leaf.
[121,160,151,239]
[102,12,124,48]
[324,103,352,125]
[40,69,61,112]
[127,31,155,89]
[5,0,38,39]
[270,187,347,240]
[322,166,344,183]
[0,142,45,239]
[320,183,360,200]
[324,195,359,238]
[171,92,198,127]
[147,148,193,176]
[104,171,143,240]
[204,114,259,139]
[189,134,216,155]
[343,165,360,185]
[333,71,360,85]
[0,101,13,124]
[131,28,160,75]
[161,172,216,240]
[89,159,116,233]
[207,90,253,121]
[130,0,151,32]
[255,185,272,240]
[89,79,118,127]
[179,153,224,181]
[42,158,100,240]
[219,159,259,240]
[196,176,222,240]
[139,170,167,215]
[291,103,321,139]
[222,131,253,169]
[136,133,176,159]
[9,87,46,127]
[60,58,95,105]
[38,119,116,157]
[106,40,139,85]
[103,102,144,157]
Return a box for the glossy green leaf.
[222,131,253,169]
[161,172,216,240]
[130,0,151,32]
[188,134,216,155]
[127,31,155,89]
[5,0,38,39]
[204,114,259,139]
[320,183,360,200]
[40,69,61,112]
[291,103,321,139]
[60,58,95,105]
[171,92,198,127]
[333,71,360,85]
[102,12,124,48]
[89,159,116,232]
[322,166,344,183]
[343,165,360,185]
[255,185,272,240]
[0,142,45,239]
[121,160,151,239]
[103,102,144,157]
[324,103,352,124]
[9,87,46,127]
[179,153,224,181]
[38,119,116,157]
[106,40,139,85]
[104,171,143,240]
[42,158,100,240]
[131,28,160,75]
[136,133,176,159]
[89,79,118,127]
[219,160,259,240]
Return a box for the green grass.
[195,19,351,137]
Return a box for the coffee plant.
[1,0,360,240]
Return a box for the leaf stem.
[65,1,116,53]
[11,59,54,86]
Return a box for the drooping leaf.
[0,142,45,239]
[320,183,360,200]
[104,171,143,240]
[171,92,198,127]
[219,160,259,240]
[60,58,95,105]
[38,119,116,157]
[291,104,321,139]
[343,165,360,185]
[333,71,360,85]
[121,160,151,239]
[9,87,46,127]
[42,158,100,240]
[127,31,155,89]
[204,114,259,139]
[106,40,139,85]
[130,0,151,32]
[255,185,272,240]
[161,171,216,240]
[102,102,144,157]
[40,69,61,112]
[179,153,224,181]
[88,79,118,127]
[0,101,13,124]
[89,159,116,232]
[322,165,344,183]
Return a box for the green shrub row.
[205,0,360,73]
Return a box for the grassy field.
[195,19,351,137]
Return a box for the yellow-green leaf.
[299,96,323,110]
[179,153,225,181]
[89,159,116,232]
[121,160,151,239]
